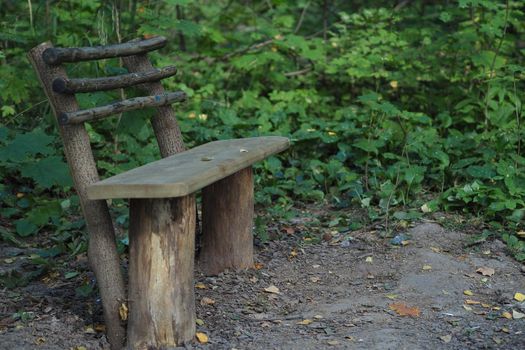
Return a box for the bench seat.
[87,136,289,200]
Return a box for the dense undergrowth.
[1,0,525,266]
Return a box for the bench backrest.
[29,36,186,158]
[27,37,188,347]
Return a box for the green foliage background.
[1,1,525,259]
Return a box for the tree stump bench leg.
[200,167,254,275]
[127,196,196,349]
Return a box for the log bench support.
[201,167,254,275]
[87,137,290,348]
[127,196,196,348]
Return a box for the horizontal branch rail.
[58,91,186,125]
[52,66,178,93]
[42,36,167,65]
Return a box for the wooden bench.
[28,36,289,350]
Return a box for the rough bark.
[59,91,186,125]
[52,65,177,93]
[42,36,166,65]
[28,42,126,349]
[127,196,196,349]
[201,167,254,275]
[122,54,186,157]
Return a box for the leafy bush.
[1,1,524,258]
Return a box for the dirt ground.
[2,213,525,349]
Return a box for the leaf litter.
[4,220,525,349]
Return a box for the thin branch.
[294,1,311,34]
[284,66,312,77]
[221,39,273,60]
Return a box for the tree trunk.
[201,167,254,275]
[28,42,126,350]
[127,196,196,349]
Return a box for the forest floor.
[1,207,525,349]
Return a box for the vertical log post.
[127,196,196,349]
[200,167,254,275]
[123,45,198,348]
[28,43,126,349]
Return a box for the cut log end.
[52,77,68,93]
[42,47,60,65]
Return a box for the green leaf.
[20,156,72,189]
[175,20,202,37]
[0,129,55,162]
[465,165,496,179]
[353,139,378,153]
[27,201,62,226]
[15,219,38,237]
[65,271,80,279]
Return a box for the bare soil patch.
[2,217,525,349]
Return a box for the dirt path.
[2,222,525,349]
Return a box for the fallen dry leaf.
[439,335,452,343]
[465,299,480,305]
[314,315,323,319]
[196,319,205,326]
[517,230,525,237]
[310,276,320,283]
[501,327,510,333]
[283,226,295,235]
[297,319,313,325]
[389,303,421,317]
[463,290,474,296]
[501,311,512,319]
[514,292,525,302]
[254,262,264,270]
[327,340,339,346]
[422,265,432,271]
[365,256,373,263]
[513,310,525,319]
[430,246,441,253]
[264,285,280,294]
[195,282,207,289]
[386,294,398,300]
[476,267,495,276]
[481,303,491,308]
[196,332,208,344]
[94,324,106,332]
[200,297,216,306]
[463,305,473,311]
[289,249,298,259]
[119,302,128,321]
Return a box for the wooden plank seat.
[28,36,290,350]
[87,137,289,199]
